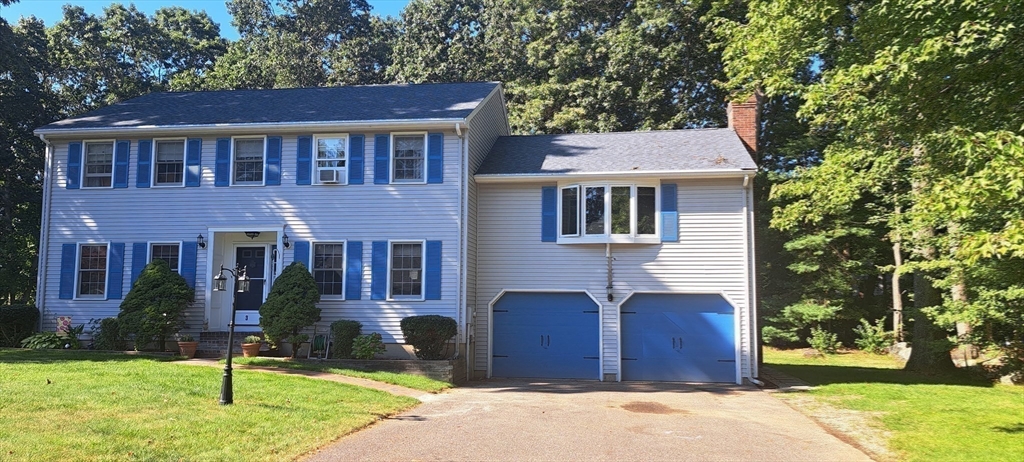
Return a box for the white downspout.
[455,122,465,363]
[743,174,759,380]
[35,134,54,331]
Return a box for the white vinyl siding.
[475,180,754,380]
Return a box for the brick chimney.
[727,92,762,156]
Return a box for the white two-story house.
[34,82,760,384]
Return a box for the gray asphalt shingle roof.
[37,82,500,131]
[476,129,757,176]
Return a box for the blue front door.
[234,246,265,326]
[621,293,736,383]
[492,292,600,379]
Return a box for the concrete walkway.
[305,379,873,462]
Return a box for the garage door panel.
[621,293,736,383]
[492,292,600,380]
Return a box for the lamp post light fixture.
[212,264,249,405]
[282,232,291,249]
[197,233,206,249]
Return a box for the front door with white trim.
[233,246,266,326]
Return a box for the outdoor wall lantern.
[282,232,291,249]
[244,231,260,240]
[212,264,250,405]
[197,234,206,249]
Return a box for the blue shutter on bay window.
[180,241,197,288]
[66,142,82,189]
[296,135,312,185]
[425,240,442,300]
[661,183,679,242]
[215,138,231,187]
[131,242,148,285]
[541,186,557,242]
[136,140,152,188]
[59,244,77,299]
[370,241,387,300]
[349,135,364,184]
[427,133,443,183]
[113,140,130,188]
[266,136,282,185]
[373,135,390,184]
[185,138,202,187]
[345,241,363,300]
[106,243,125,299]
[292,240,310,268]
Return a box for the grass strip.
[228,356,454,393]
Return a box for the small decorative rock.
[889,342,912,361]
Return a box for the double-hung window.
[388,241,424,300]
[314,135,347,184]
[313,242,345,297]
[77,244,108,298]
[232,137,265,185]
[392,133,426,183]
[560,183,659,243]
[150,243,181,273]
[83,142,114,188]
[154,140,185,186]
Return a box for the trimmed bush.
[0,304,39,347]
[259,262,321,347]
[330,319,362,358]
[400,315,457,360]
[119,259,194,351]
[91,317,129,351]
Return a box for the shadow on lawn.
[0,348,179,365]
[768,363,994,388]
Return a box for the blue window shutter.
[180,241,197,288]
[425,240,442,300]
[67,142,82,189]
[107,243,125,299]
[373,135,390,184]
[131,242,148,286]
[185,138,202,187]
[296,135,312,185]
[59,244,77,299]
[113,140,130,188]
[215,138,231,187]
[136,140,152,188]
[349,135,364,184]
[371,241,387,300]
[427,133,444,183]
[292,240,310,268]
[345,241,363,300]
[661,183,679,242]
[541,186,557,242]
[266,136,282,185]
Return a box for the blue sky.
[0,0,411,40]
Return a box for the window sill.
[387,296,426,302]
[557,235,661,245]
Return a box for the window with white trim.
[392,134,425,183]
[154,140,185,186]
[314,135,347,184]
[313,242,345,296]
[83,142,114,188]
[560,183,659,243]
[150,243,181,273]
[77,244,108,298]
[232,138,265,185]
[389,241,423,300]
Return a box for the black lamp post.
[212,264,249,405]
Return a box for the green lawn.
[0,349,418,461]
[228,357,453,393]
[765,348,1024,462]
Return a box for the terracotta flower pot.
[241,342,261,358]
[177,341,199,359]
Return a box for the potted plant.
[177,334,198,359]
[241,334,262,357]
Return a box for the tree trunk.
[892,240,904,341]
[904,228,957,373]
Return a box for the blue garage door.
[621,293,735,383]
[492,292,600,379]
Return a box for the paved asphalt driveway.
[305,379,870,461]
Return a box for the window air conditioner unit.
[319,169,340,184]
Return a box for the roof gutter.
[35,133,54,331]
[474,169,757,183]
[34,118,469,138]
